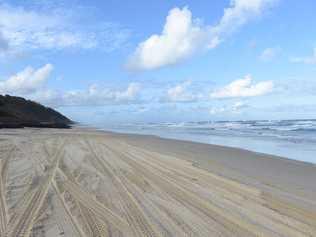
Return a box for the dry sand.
[0,127,315,236]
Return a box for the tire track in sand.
[57,163,131,236]
[102,140,279,237]
[84,138,163,237]
[7,139,66,237]
[119,142,316,236]
[0,146,15,236]
[52,181,87,237]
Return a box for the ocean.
[100,119,316,164]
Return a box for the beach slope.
[0,128,315,236]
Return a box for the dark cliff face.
[0,95,73,128]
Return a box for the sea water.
[101,119,316,164]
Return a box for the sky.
[0,0,316,125]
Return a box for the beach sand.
[0,127,315,236]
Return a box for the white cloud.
[115,83,141,101]
[210,74,273,98]
[232,101,248,111]
[127,7,210,70]
[0,64,53,94]
[290,48,316,65]
[32,83,142,107]
[0,3,130,53]
[128,0,277,70]
[209,101,248,115]
[209,107,227,115]
[259,47,280,61]
[166,81,199,102]
[0,63,141,107]
[212,0,277,37]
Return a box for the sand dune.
[0,128,315,236]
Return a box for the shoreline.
[96,127,316,166]
[1,127,315,236]
[58,126,316,203]
[96,128,316,199]
[115,130,312,163]
[93,119,316,164]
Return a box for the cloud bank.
[0,64,141,107]
[1,65,274,108]
[166,81,199,102]
[209,101,248,115]
[128,0,278,70]
[0,64,53,94]
[33,83,142,107]
[210,75,273,98]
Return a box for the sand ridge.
[0,128,315,236]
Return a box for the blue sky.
[0,0,316,125]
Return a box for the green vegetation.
[0,95,72,128]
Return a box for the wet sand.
[0,127,315,236]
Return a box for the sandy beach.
[0,127,316,237]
